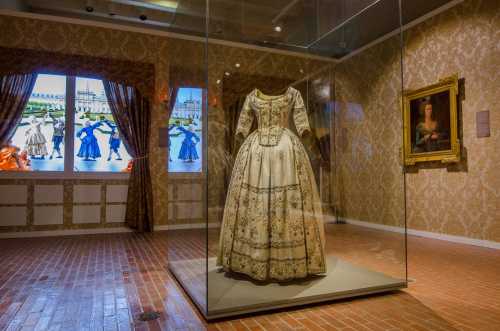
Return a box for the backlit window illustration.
[2,74,66,172]
[168,87,203,173]
[73,77,131,172]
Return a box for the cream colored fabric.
[25,120,48,156]
[217,87,326,281]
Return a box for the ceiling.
[1,0,458,59]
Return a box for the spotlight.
[274,25,282,33]
[235,63,240,68]
[85,0,94,12]
[108,3,116,16]
[216,79,221,84]
[224,72,230,76]
[139,14,148,21]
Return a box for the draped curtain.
[167,87,179,121]
[103,81,154,232]
[0,73,38,145]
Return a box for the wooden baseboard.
[326,217,500,250]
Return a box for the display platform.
[169,255,407,320]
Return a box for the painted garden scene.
[168,87,203,173]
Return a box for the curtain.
[103,81,154,232]
[0,47,155,99]
[167,87,179,121]
[308,100,332,167]
[0,73,38,145]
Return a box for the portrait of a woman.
[403,75,459,165]
[411,93,451,154]
[414,101,441,152]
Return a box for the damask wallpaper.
[0,12,333,232]
[335,0,500,242]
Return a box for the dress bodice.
[236,87,310,146]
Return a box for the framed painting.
[403,75,460,165]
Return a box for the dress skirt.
[217,129,326,281]
[26,132,48,156]
[178,141,199,160]
[77,136,101,159]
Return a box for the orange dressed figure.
[0,140,31,171]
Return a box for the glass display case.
[167,0,407,320]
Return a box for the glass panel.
[73,77,131,172]
[168,87,203,173]
[4,74,66,172]
[165,10,208,317]
[203,0,406,320]
[331,2,407,284]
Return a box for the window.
[74,77,131,172]
[1,74,130,175]
[168,87,203,173]
[7,74,66,172]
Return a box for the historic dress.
[217,86,326,282]
[177,126,200,161]
[25,118,48,157]
[414,122,451,153]
[76,122,102,160]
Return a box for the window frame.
[0,74,130,180]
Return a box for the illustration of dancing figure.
[177,125,200,163]
[49,113,65,159]
[25,115,48,159]
[103,119,122,161]
[76,120,102,161]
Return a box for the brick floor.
[0,224,499,330]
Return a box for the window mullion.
[65,76,76,175]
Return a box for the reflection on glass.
[168,87,203,173]
[73,77,131,172]
[3,74,66,172]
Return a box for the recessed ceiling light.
[85,0,94,12]
[235,63,240,68]
[274,25,282,33]
[216,79,221,84]
[108,3,116,16]
[224,72,230,76]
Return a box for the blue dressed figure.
[104,120,122,161]
[76,120,102,161]
[177,125,200,162]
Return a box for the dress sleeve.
[293,90,311,136]
[235,94,254,138]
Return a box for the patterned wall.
[335,0,500,242]
[0,13,333,232]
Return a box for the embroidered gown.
[217,86,326,282]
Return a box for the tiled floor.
[0,224,499,330]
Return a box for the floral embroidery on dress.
[217,87,326,281]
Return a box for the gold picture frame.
[403,74,460,166]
